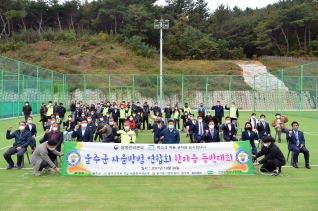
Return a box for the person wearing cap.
[252,136,286,176]
[197,102,206,117]
[22,101,32,122]
[271,113,288,143]
[286,121,310,169]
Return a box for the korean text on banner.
[61,142,254,176]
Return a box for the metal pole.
[275,76,278,112]
[280,70,284,114]
[181,75,184,107]
[1,71,3,118]
[300,65,303,117]
[253,75,255,112]
[83,75,86,104]
[108,75,111,102]
[156,75,159,103]
[159,21,163,108]
[229,75,232,104]
[266,73,268,112]
[36,67,39,115]
[51,71,54,102]
[316,85,318,109]
[205,76,208,109]
[18,61,20,118]
[132,74,135,102]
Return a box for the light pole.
[154,17,169,109]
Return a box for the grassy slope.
[1,39,299,76]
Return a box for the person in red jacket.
[127,115,136,130]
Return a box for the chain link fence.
[0,55,317,119]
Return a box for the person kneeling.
[31,140,63,176]
[252,136,286,176]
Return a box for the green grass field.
[0,111,317,210]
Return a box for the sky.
[58,0,280,11]
[155,0,280,11]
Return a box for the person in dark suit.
[286,121,310,169]
[193,115,207,143]
[40,123,63,162]
[152,115,166,144]
[72,119,93,142]
[25,116,37,150]
[253,136,286,176]
[241,122,258,161]
[211,101,224,124]
[186,114,196,143]
[109,104,119,124]
[204,121,220,143]
[256,114,275,142]
[221,116,238,141]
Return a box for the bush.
[0,41,25,53]
[127,36,158,58]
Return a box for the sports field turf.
[0,111,317,210]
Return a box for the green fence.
[0,55,317,119]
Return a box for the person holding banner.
[117,121,136,144]
[252,136,286,176]
[156,120,180,144]
[31,140,63,176]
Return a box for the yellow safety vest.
[102,108,108,116]
[117,130,136,143]
[47,105,53,116]
[229,106,237,118]
[183,107,191,114]
[126,108,132,117]
[119,109,126,119]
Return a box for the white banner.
[62,142,254,176]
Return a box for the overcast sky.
[155,0,279,11]
[58,0,279,11]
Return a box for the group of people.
[3,100,311,177]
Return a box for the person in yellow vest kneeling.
[117,121,136,144]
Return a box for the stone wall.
[68,89,315,110]
[2,88,314,110]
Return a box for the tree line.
[0,0,318,59]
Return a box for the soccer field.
[0,111,317,210]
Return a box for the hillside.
[1,38,298,76]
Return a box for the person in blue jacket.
[155,120,180,144]
[241,122,258,161]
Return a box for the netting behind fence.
[0,55,317,119]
